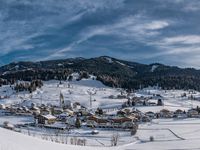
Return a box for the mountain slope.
[0,56,200,91]
[0,127,107,150]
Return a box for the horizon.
[0,0,200,68]
[1,55,198,70]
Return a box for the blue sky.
[0,0,200,68]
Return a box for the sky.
[0,0,200,68]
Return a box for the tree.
[131,124,138,136]
[80,72,89,79]
[127,99,131,106]
[95,108,103,115]
[111,133,119,146]
[150,136,154,142]
[143,100,146,106]
[157,99,163,106]
[132,101,135,106]
[131,128,137,136]
[59,92,64,107]
[68,75,73,81]
[75,117,81,128]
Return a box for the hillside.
[0,56,200,90]
[0,127,106,150]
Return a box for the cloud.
[0,0,200,68]
[45,13,170,60]
[143,21,169,30]
[162,35,200,45]
[150,35,200,53]
[143,35,200,67]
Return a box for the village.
[1,75,200,147]
[0,79,200,146]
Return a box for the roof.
[145,111,155,114]
[160,109,170,113]
[188,109,198,113]
[111,117,132,123]
[41,114,56,120]
[88,116,108,123]
[175,109,184,113]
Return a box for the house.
[141,116,151,122]
[127,115,139,122]
[36,114,56,125]
[40,108,51,115]
[117,95,127,99]
[148,102,157,106]
[3,121,15,130]
[159,109,173,118]
[73,102,81,110]
[31,103,37,108]
[15,107,24,113]
[110,117,135,129]
[187,109,199,118]
[130,113,141,121]
[64,109,74,116]
[74,107,90,117]
[64,100,73,108]
[0,104,6,109]
[145,111,155,119]
[30,106,40,116]
[66,116,77,126]
[87,115,136,129]
[175,109,184,114]
[173,109,186,118]
[52,107,63,115]
[22,106,29,112]
[58,112,69,121]
[87,116,108,128]
[135,100,144,106]
[117,110,126,116]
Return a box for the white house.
[0,104,6,109]
[36,114,56,125]
[66,116,77,126]
[64,100,73,108]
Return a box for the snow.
[122,118,200,150]
[0,77,126,109]
[104,57,113,63]
[0,115,34,125]
[115,61,126,66]
[2,77,200,149]
[2,117,200,150]
[0,127,107,150]
[57,63,63,66]
[42,114,56,120]
[151,65,158,72]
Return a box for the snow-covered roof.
[42,114,56,120]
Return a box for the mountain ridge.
[0,56,200,91]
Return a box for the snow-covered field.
[2,118,200,150]
[0,78,126,109]
[1,77,200,149]
[0,127,107,150]
[136,88,200,113]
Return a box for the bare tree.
[150,136,154,142]
[111,133,120,146]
